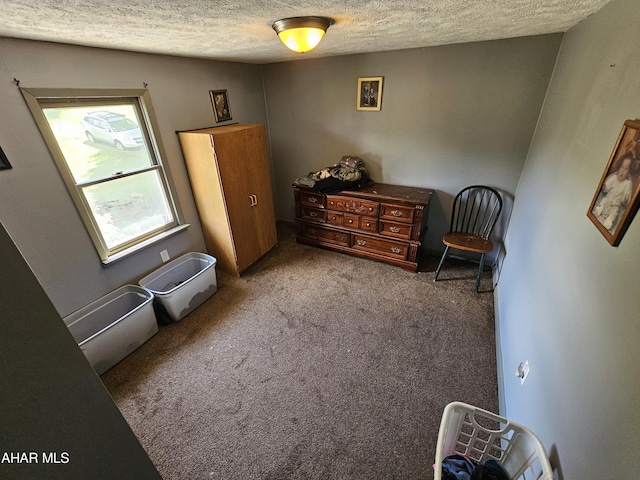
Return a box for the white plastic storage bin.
[434,402,553,480]
[63,285,158,375]
[139,252,217,322]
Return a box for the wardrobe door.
[244,126,277,258]
[212,126,268,273]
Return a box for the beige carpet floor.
[102,222,498,479]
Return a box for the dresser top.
[295,182,433,206]
[348,183,433,204]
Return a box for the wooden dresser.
[293,183,434,271]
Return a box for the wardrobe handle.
[249,194,258,206]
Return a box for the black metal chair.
[434,186,503,292]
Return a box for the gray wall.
[496,0,640,477]
[262,35,562,255]
[0,38,267,317]
[5,2,638,475]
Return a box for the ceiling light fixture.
[272,16,334,54]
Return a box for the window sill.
[101,224,190,266]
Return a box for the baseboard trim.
[492,273,506,416]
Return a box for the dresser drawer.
[300,191,326,208]
[380,203,414,224]
[351,234,408,259]
[327,211,343,226]
[302,224,350,246]
[342,213,360,228]
[302,207,327,223]
[360,217,378,233]
[379,220,413,240]
[327,195,379,217]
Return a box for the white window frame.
[21,88,187,264]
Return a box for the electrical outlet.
[516,361,530,385]
[160,250,170,263]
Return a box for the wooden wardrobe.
[177,124,277,276]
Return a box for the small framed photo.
[210,89,232,123]
[0,146,11,170]
[587,119,640,246]
[357,77,383,111]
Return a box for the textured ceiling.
[1,0,613,64]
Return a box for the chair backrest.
[449,186,503,239]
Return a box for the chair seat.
[443,232,494,254]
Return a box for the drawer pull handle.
[391,247,402,254]
[308,197,317,203]
[348,219,354,224]
[357,239,367,246]
[366,222,371,227]
[391,210,403,217]
[310,211,318,217]
[369,207,373,211]
[389,226,400,233]
[335,235,346,241]
[249,194,258,206]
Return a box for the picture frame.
[357,77,383,111]
[587,119,640,246]
[0,146,12,170]
[210,89,232,123]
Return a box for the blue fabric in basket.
[441,455,509,480]
[441,454,476,480]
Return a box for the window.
[21,88,186,264]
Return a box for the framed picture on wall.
[0,146,11,170]
[587,119,640,246]
[357,77,383,111]
[210,89,232,123]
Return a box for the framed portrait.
[0,146,11,170]
[587,119,640,246]
[357,77,383,111]
[210,89,232,123]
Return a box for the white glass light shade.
[277,27,325,53]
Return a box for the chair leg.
[475,253,486,293]
[434,246,449,281]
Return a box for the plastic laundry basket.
[434,402,553,480]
